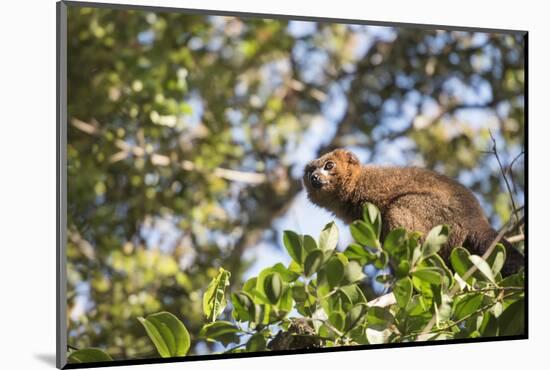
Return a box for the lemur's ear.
[333,149,360,165]
[346,151,360,165]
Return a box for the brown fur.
[303,149,523,276]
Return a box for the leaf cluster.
[69,203,524,362]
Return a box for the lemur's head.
[303,149,361,204]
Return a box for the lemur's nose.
[310,173,324,189]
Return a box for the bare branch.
[508,150,525,196]
[507,234,525,243]
[367,292,396,308]
[67,229,96,260]
[509,150,525,169]
[71,118,100,135]
[488,130,521,225]
[71,117,267,185]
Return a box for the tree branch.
[71,117,267,185]
[367,292,396,308]
[488,130,521,225]
[507,234,524,243]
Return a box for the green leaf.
[346,303,368,331]
[411,267,442,285]
[366,328,392,344]
[435,293,452,324]
[276,285,293,313]
[325,255,345,287]
[304,249,324,277]
[255,304,272,325]
[500,270,525,287]
[486,243,506,276]
[405,295,429,316]
[283,230,304,264]
[350,220,380,248]
[450,247,477,284]
[393,277,413,309]
[231,291,256,322]
[68,348,113,363]
[291,282,308,302]
[469,255,496,283]
[383,228,407,256]
[295,291,317,317]
[422,254,454,289]
[422,225,449,259]
[453,293,484,320]
[203,267,231,322]
[242,277,257,295]
[344,243,377,264]
[319,221,339,252]
[246,332,267,352]
[479,312,499,337]
[499,299,525,336]
[412,277,436,305]
[340,284,368,305]
[288,260,302,275]
[491,301,503,318]
[200,321,241,346]
[138,312,190,357]
[343,260,366,284]
[408,232,423,266]
[395,260,411,278]
[362,202,382,238]
[303,234,318,253]
[374,250,389,269]
[271,262,300,282]
[264,272,283,304]
[367,306,395,330]
[329,311,346,332]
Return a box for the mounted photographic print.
[56,1,527,368]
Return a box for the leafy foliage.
[137,312,190,357]
[67,348,113,363]
[69,203,524,362]
[202,268,231,322]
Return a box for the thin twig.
[508,150,524,196]
[367,292,396,308]
[512,205,525,214]
[509,151,525,169]
[507,234,524,243]
[404,291,522,341]
[453,286,524,297]
[488,130,520,225]
[223,342,247,353]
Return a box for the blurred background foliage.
[66,5,525,359]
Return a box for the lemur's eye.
[324,161,335,171]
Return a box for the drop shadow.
[34,353,57,367]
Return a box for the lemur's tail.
[466,227,524,277]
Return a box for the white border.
[2,1,547,369]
